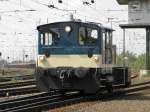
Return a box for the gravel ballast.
[49,90,150,112]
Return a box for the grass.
[0,68,34,76]
[10,78,18,83]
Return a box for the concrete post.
[146,27,150,70]
[123,28,126,67]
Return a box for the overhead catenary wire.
[0,0,146,58]
[0,9,36,13]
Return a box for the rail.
[0,80,35,89]
[0,86,38,97]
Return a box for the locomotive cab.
[35,21,131,94]
[37,22,101,68]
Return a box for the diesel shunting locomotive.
[35,21,131,94]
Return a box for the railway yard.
[1,0,150,112]
[0,68,150,112]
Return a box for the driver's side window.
[91,30,98,39]
[78,27,98,45]
[87,28,98,45]
[87,28,98,39]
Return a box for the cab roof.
[37,21,114,31]
[116,0,128,5]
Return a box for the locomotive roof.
[37,21,114,31]
[116,0,128,5]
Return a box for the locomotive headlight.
[93,56,99,61]
[65,26,71,33]
[39,55,45,61]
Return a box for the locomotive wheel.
[60,90,66,95]
[106,84,113,93]
[79,90,85,95]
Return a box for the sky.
[0,0,146,61]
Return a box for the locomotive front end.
[35,22,102,93]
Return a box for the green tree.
[117,51,146,70]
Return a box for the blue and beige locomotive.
[35,21,131,94]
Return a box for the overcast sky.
[0,0,146,61]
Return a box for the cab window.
[87,28,98,39]
[79,27,86,45]
[87,28,98,45]
[79,27,98,45]
[40,32,52,46]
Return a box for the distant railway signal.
[25,54,28,58]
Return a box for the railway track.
[130,81,150,87]
[0,85,39,97]
[0,79,37,97]
[0,81,150,112]
[0,91,89,112]
[0,75,34,82]
[0,78,11,83]
[0,93,51,111]
[125,82,150,94]
[0,80,35,89]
